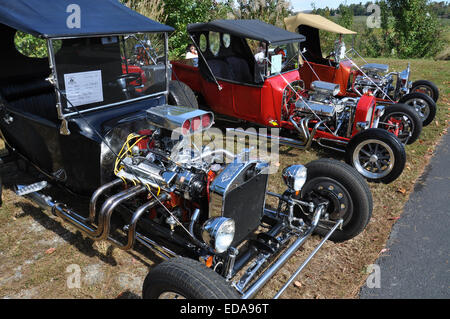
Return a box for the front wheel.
[142,257,240,299]
[346,128,406,184]
[297,159,373,242]
[399,92,436,126]
[411,80,439,103]
[379,103,422,144]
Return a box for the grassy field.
[0,57,449,299]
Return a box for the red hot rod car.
[170,19,410,183]
[284,13,438,126]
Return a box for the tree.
[164,0,231,58]
[337,2,354,29]
[227,0,293,28]
[387,0,443,58]
[122,0,166,23]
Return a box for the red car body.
[172,61,300,127]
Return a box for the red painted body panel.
[171,59,378,147]
[352,94,376,135]
[299,60,352,96]
[171,60,300,126]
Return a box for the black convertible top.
[0,0,173,38]
[188,19,305,45]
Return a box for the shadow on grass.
[116,290,141,299]
[1,159,162,270]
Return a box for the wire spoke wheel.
[353,139,395,180]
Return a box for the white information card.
[271,54,282,74]
[64,70,104,107]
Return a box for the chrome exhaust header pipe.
[22,183,177,260]
[116,193,170,251]
[89,179,124,223]
[98,185,147,241]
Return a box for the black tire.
[142,257,240,299]
[298,158,372,242]
[168,80,199,109]
[346,128,406,184]
[399,92,436,126]
[411,79,439,103]
[379,103,422,145]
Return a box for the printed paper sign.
[271,54,282,74]
[64,70,104,107]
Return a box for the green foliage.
[388,0,443,58]
[164,0,231,59]
[227,0,293,28]
[14,32,48,58]
[337,2,354,29]
[122,0,166,23]
[313,0,446,59]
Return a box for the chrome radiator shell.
[208,161,269,245]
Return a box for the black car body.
[0,0,373,299]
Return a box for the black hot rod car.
[0,0,373,299]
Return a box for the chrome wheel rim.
[353,139,395,179]
[406,98,429,121]
[158,291,186,299]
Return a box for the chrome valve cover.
[295,100,336,117]
[361,63,389,75]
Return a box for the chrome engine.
[352,63,412,99]
[294,81,359,138]
[353,63,393,98]
[111,104,272,253]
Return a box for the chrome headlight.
[282,165,307,192]
[202,217,235,253]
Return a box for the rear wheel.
[379,103,422,144]
[411,80,439,103]
[346,128,406,184]
[142,257,239,299]
[399,92,436,126]
[298,159,373,242]
[168,80,198,109]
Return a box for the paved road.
[360,131,450,299]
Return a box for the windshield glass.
[52,33,166,113]
[267,43,299,76]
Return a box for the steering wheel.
[108,72,142,99]
[115,73,141,83]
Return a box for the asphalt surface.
[360,131,450,299]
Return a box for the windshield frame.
[265,41,302,79]
[47,32,170,119]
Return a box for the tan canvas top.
[284,13,356,34]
